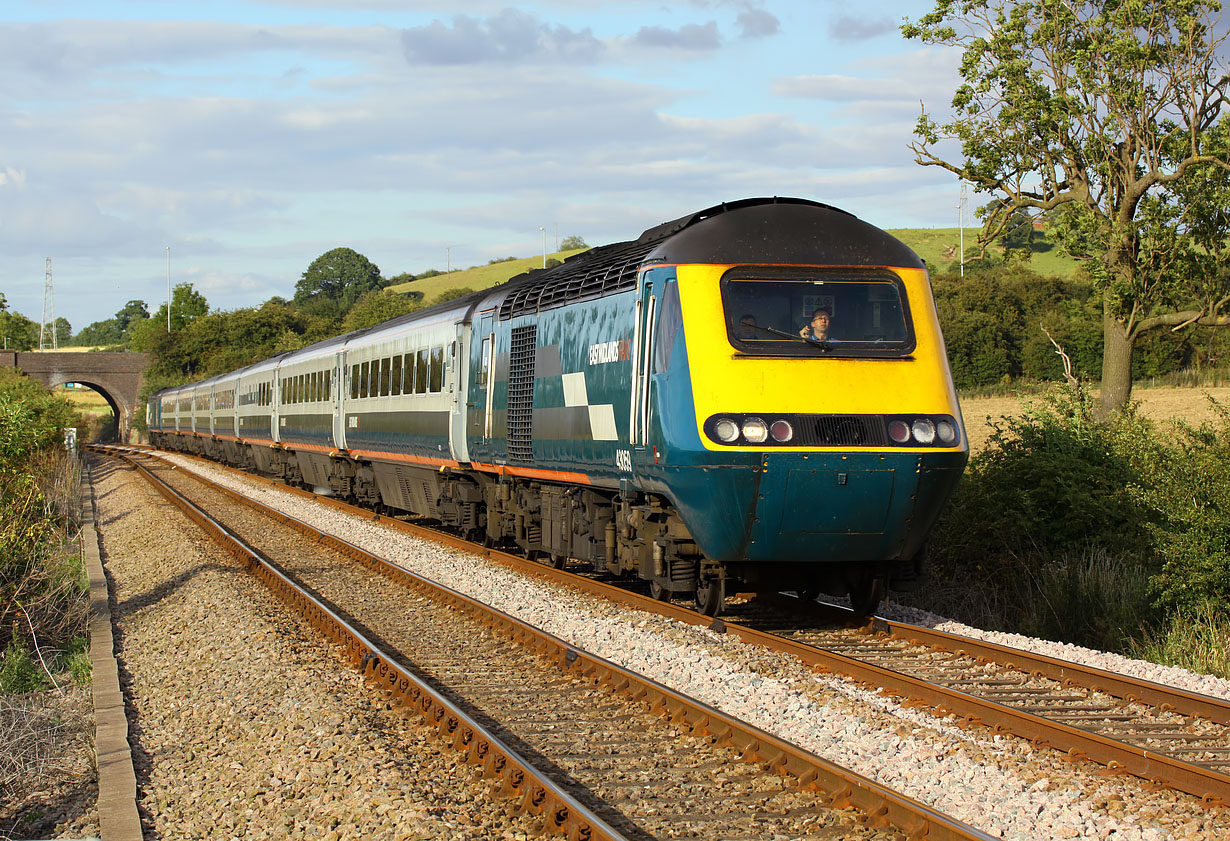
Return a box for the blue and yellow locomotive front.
[631,200,968,603]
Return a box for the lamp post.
[539,227,546,268]
[166,245,171,331]
[957,181,967,278]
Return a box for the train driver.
[799,307,832,342]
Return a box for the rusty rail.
[99,445,996,841]
[864,615,1230,728]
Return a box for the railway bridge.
[0,351,148,441]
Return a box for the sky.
[0,1,969,334]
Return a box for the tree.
[70,299,149,348]
[432,287,475,305]
[131,283,208,352]
[560,235,587,250]
[294,247,382,318]
[53,317,71,346]
[903,0,1230,414]
[340,290,423,333]
[0,309,38,350]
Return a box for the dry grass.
[0,686,97,838]
[959,385,1230,454]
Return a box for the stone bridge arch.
[0,351,149,442]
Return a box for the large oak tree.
[904,0,1230,412]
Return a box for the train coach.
[149,197,968,616]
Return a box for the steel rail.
[865,615,1230,728]
[101,446,995,841]
[103,450,629,841]
[114,445,1230,808]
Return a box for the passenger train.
[148,197,968,616]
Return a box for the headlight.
[936,419,957,444]
[887,419,911,443]
[769,420,794,442]
[742,417,768,444]
[912,418,936,445]
[714,418,740,443]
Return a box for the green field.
[386,231,1077,304]
[54,385,115,419]
[386,249,589,302]
[887,227,1079,277]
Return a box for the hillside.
[386,231,1078,306]
[887,227,1080,278]
[386,249,589,301]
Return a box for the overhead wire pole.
[958,181,968,278]
[539,227,547,268]
[40,257,57,350]
[166,246,171,331]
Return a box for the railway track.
[96,446,991,841]
[106,446,1230,813]
[722,595,1230,807]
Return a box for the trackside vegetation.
[918,385,1230,678]
[0,369,89,694]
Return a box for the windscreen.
[722,268,915,356]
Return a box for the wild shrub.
[0,370,87,692]
[919,386,1166,649]
[932,386,1158,573]
[1141,400,1230,614]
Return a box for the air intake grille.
[498,239,658,320]
[507,325,537,463]
[795,415,887,447]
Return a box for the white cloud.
[0,166,27,188]
[400,10,604,65]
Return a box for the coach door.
[332,351,346,450]
[448,324,470,463]
[629,278,657,454]
[473,311,497,444]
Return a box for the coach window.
[415,349,429,394]
[401,353,413,394]
[478,337,491,386]
[350,365,360,399]
[428,347,444,393]
[654,280,682,373]
[391,355,402,396]
[380,357,391,397]
[357,361,368,399]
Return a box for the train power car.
[148,197,968,615]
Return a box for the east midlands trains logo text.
[587,340,632,365]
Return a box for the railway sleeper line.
[96,446,993,841]
[108,445,1230,812]
[730,599,1230,808]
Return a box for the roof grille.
[499,238,658,320]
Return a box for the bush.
[917,386,1166,650]
[0,372,88,693]
[1142,400,1230,613]
[918,385,1230,660]
[0,637,44,694]
[932,386,1157,570]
